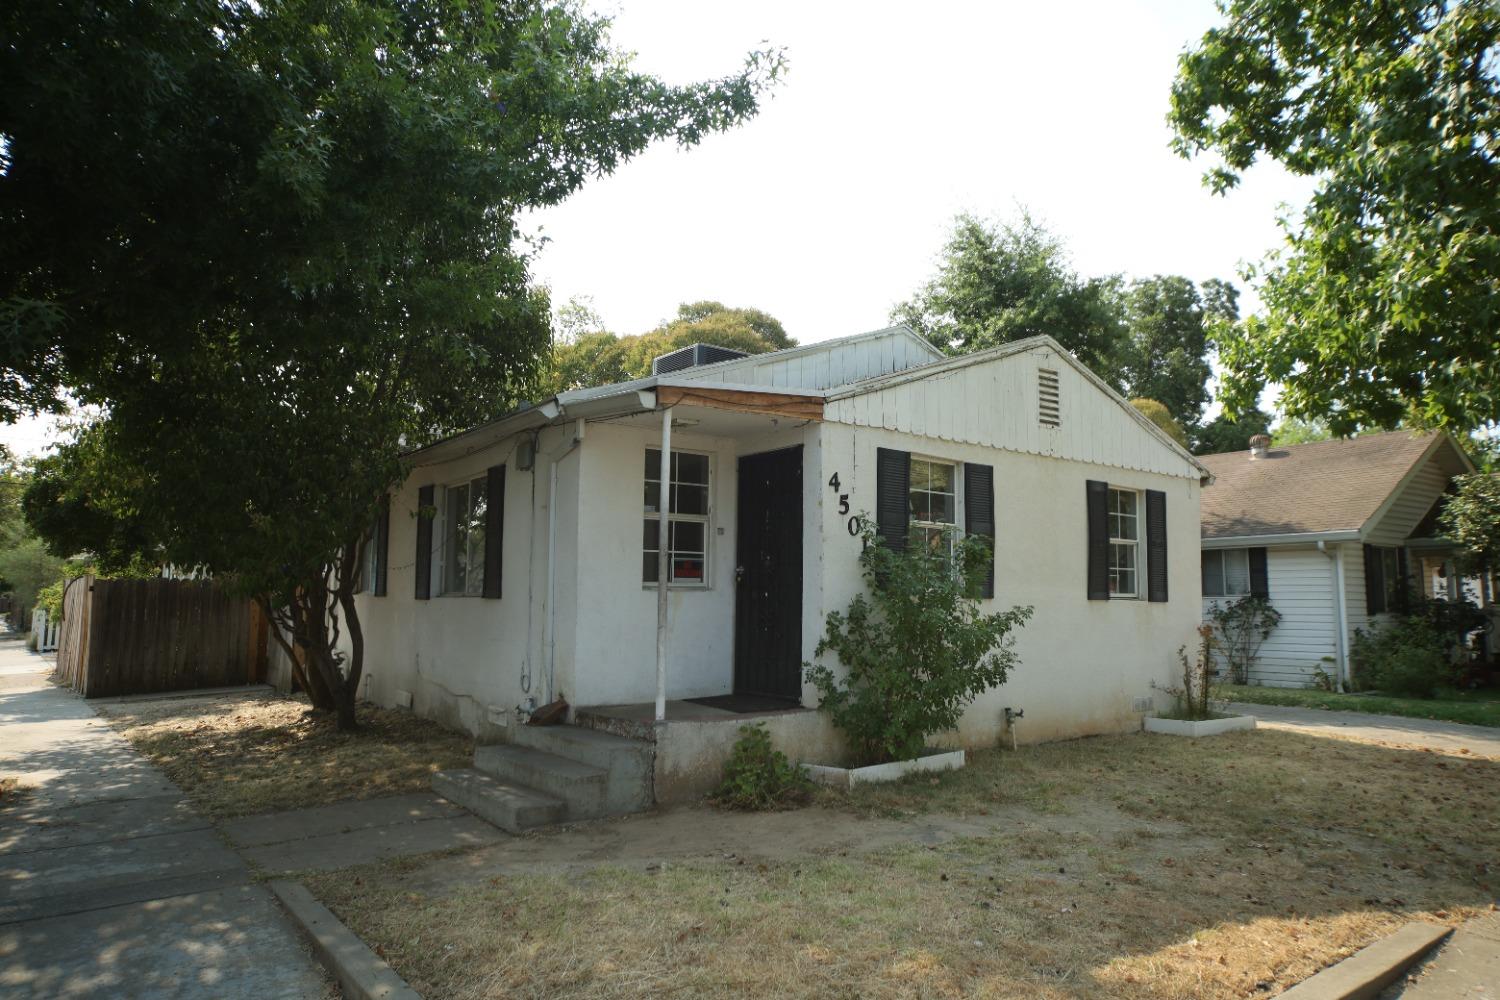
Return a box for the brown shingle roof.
[1199,431,1441,539]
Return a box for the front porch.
[572,699,840,803]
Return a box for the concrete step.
[510,724,653,797]
[474,744,609,819]
[430,769,565,834]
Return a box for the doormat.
[685,694,801,714]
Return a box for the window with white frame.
[1107,487,1140,597]
[442,476,488,596]
[643,449,710,585]
[909,457,958,558]
[1201,548,1251,598]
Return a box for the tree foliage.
[1194,408,1273,456]
[807,522,1031,765]
[6,0,782,727]
[1440,472,1500,580]
[1170,0,1500,434]
[892,213,1127,379]
[1129,399,1190,449]
[1117,276,1226,432]
[544,301,793,393]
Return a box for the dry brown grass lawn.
[97,693,473,818]
[308,729,1500,1000]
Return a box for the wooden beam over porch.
[655,385,824,422]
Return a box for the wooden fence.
[54,576,268,698]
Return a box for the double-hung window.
[443,476,488,596]
[643,449,710,585]
[1201,548,1251,599]
[1107,487,1140,598]
[908,457,958,558]
[357,528,379,594]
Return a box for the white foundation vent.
[1038,368,1061,428]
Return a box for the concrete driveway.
[0,635,328,998]
[1229,701,1500,760]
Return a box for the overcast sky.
[526,0,1315,337]
[3,0,1313,459]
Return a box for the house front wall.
[812,419,1203,747]
[352,424,568,738]
[566,417,822,709]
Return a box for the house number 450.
[828,473,856,535]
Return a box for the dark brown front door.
[733,445,803,700]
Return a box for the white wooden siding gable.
[825,336,1207,481]
[1362,435,1473,545]
[670,325,942,391]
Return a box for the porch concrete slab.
[1228,702,1500,760]
[1388,913,1500,999]
[220,791,466,849]
[238,812,506,875]
[0,884,330,999]
[584,699,815,724]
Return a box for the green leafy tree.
[893,213,1127,381]
[1441,473,1500,582]
[1194,408,1272,456]
[543,301,792,393]
[1272,418,1333,447]
[1117,276,1221,431]
[0,447,63,625]
[1130,399,1190,449]
[807,521,1031,765]
[1170,0,1500,434]
[7,0,782,728]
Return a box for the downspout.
[544,419,586,706]
[1318,540,1351,692]
[655,406,674,722]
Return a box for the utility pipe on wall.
[1318,540,1352,691]
[544,419,586,706]
[655,407,673,722]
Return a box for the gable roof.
[1198,431,1472,541]
[830,334,1212,480]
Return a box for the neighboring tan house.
[1198,431,1477,689]
[348,327,1208,822]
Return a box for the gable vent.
[1038,368,1061,428]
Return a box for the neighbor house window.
[1201,548,1251,598]
[443,476,488,596]
[1107,487,1140,597]
[909,457,958,558]
[643,449,710,585]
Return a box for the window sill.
[641,583,711,592]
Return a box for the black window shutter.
[415,484,434,600]
[1363,544,1384,614]
[964,462,995,598]
[875,448,911,552]
[1394,547,1409,612]
[483,464,505,599]
[1248,547,1269,598]
[1086,480,1109,600]
[1146,489,1167,602]
[373,495,390,597]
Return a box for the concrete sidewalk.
[0,634,329,998]
[1386,912,1500,999]
[1229,701,1500,759]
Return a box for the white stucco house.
[1198,431,1479,690]
[350,326,1208,818]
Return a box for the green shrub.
[1351,618,1454,698]
[806,520,1032,766]
[711,723,811,810]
